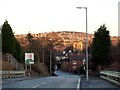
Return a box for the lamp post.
[48,49,52,74]
[49,50,52,74]
[69,50,72,61]
[69,50,72,72]
[48,39,53,74]
[43,44,44,63]
[42,36,46,63]
[76,7,89,81]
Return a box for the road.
[2,70,81,89]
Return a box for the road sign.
[82,59,86,64]
[25,53,34,64]
[73,62,77,65]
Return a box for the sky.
[0,0,119,36]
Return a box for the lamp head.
[76,7,87,9]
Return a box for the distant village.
[15,31,118,51]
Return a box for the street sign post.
[25,53,34,64]
[25,53,34,71]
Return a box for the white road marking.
[32,85,39,88]
[41,82,47,85]
[77,78,81,89]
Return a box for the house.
[61,54,86,73]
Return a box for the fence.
[100,70,120,86]
[0,71,29,79]
[4,53,24,70]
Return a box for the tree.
[26,32,33,43]
[2,20,23,62]
[2,20,16,55]
[25,32,40,63]
[91,24,111,67]
[14,39,23,62]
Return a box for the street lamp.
[48,39,53,74]
[43,44,44,63]
[49,49,52,74]
[76,7,89,81]
[69,50,72,72]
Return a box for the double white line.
[32,85,39,88]
[32,82,47,88]
[77,78,81,89]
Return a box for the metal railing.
[5,53,24,70]
[0,71,28,79]
[100,70,120,86]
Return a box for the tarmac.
[1,76,38,85]
[80,76,120,90]
[1,73,120,90]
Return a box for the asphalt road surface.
[2,70,81,89]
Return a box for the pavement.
[80,75,120,90]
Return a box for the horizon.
[14,30,118,37]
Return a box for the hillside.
[1,61,15,70]
[15,31,118,47]
[1,60,50,76]
[1,57,50,77]
[31,62,50,76]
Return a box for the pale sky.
[0,0,119,36]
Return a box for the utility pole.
[50,50,52,74]
[43,44,44,63]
